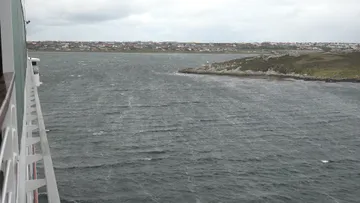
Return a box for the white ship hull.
[0,0,60,203]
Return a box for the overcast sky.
[26,0,360,42]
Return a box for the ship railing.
[20,57,60,203]
[0,71,18,203]
[0,56,60,203]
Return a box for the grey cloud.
[27,0,142,26]
[62,10,129,24]
[26,0,360,42]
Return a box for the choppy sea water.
[30,52,360,203]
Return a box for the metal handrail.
[0,56,60,203]
[0,75,17,203]
[0,128,10,170]
[0,75,15,127]
[1,159,12,203]
[27,61,60,203]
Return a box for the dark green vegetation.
[180,52,360,81]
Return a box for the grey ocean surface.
[30,52,360,203]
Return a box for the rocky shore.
[179,52,360,83]
[178,68,360,83]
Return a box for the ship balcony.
[0,71,18,203]
[0,72,15,123]
[0,57,60,203]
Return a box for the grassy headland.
[179,52,360,82]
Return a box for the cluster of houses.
[27,41,360,53]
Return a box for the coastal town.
[27,41,360,53]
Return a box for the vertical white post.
[18,83,27,203]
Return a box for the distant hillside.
[179,52,360,82]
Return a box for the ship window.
[32,61,36,66]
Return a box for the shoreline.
[28,50,265,54]
[178,69,360,83]
[28,49,317,55]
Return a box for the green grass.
[209,52,360,79]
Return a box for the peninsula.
[179,51,360,82]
